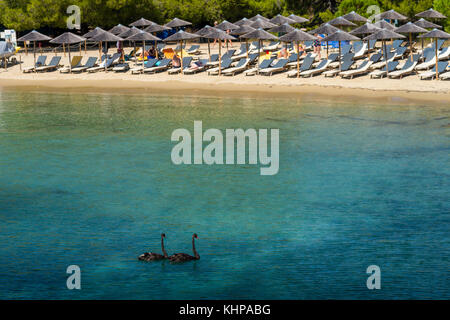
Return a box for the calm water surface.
[0,90,448,299]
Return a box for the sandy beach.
[1,43,449,104]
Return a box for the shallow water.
[0,90,448,299]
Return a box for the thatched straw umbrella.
[310,23,340,58]
[234,18,252,26]
[327,16,357,28]
[250,18,277,30]
[164,30,198,72]
[240,28,278,74]
[373,20,396,30]
[196,26,219,61]
[144,23,170,59]
[395,22,428,58]
[50,32,86,73]
[350,22,381,53]
[269,23,295,34]
[90,31,123,72]
[270,14,295,25]
[418,29,450,80]
[83,27,106,57]
[202,29,236,75]
[350,22,380,35]
[109,24,130,35]
[249,14,270,22]
[322,30,360,72]
[17,30,52,72]
[279,29,316,77]
[165,18,192,29]
[130,18,154,29]
[377,9,408,23]
[414,18,443,49]
[287,14,309,24]
[415,8,446,19]
[342,11,368,23]
[414,18,442,29]
[216,20,239,50]
[231,25,256,58]
[126,30,161,67]
[363,29,405,76]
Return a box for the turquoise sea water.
[0,89,448,299]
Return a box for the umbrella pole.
[155,40,158,60]
[409,33,412,58]
[435,38,438,80]
[134,42,137,67]
[33,41,37,73]
[68,43,72,74]
[326,41,329,59]
[385,40,389,77]
[219,39,222,76]
[297,41,300,78]
[246,40,248,59]
[384,40,388,76]
[104,42,108,72]
[180,40,183,75]
[339,41,341,72]
[258,39,261,75]
[63,43,66,57]
[208,39,211,62]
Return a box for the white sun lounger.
[340,60,373,79]
[23,56,47,73]
[438,47,450,61]
[369,61,399,78]
[143,59,171,74]
[222,58,250,76]
[300,59,331,77]
[353,42,368,59]
[388,56,419,79]
[419,61,448,80]
[416,56,436,70]
[439,71,450,80]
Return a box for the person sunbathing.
[172,54,181,68]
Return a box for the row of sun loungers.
[22,41,450,80]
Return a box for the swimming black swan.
[169,233,200,263]
[138,233,168,261]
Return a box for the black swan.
[169,233,200,262]
[138,233,168,261]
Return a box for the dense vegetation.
[0,0,448,33]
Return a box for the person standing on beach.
[313,33,323,60]
[212,21,219,47]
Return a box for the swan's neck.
[192,237,199,259]
[161,237,168,258]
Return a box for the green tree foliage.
[434,0,449,32]
[0,0,447,32]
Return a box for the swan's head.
[193,233,198,239]
[161,233,166,238]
